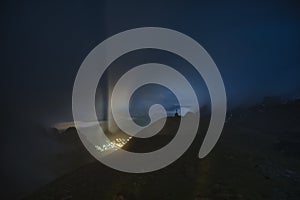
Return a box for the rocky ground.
[24,99,300,200]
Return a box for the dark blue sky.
[1,0,300,125]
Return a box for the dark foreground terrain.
[24,98,300,200]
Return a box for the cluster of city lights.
[95,137,132,152]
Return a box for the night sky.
[1,0,300,125]
[1,0,300,198]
